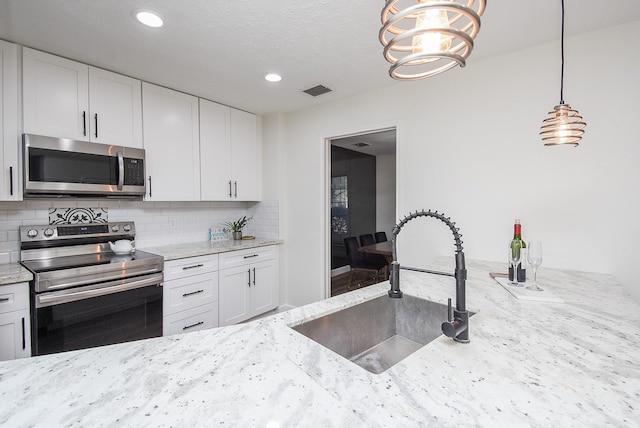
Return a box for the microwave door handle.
[117,151,124,190]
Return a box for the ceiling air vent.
[303,84,332,97]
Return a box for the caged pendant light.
[540,0,586,146]
[379,0,486,80]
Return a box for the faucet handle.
[447,298,453,321]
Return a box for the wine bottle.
[509,219,527,282]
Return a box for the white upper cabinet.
[23,48,89,141]
[230,108,260,201]
[0,40,20,201]
[88,67,143,147]
[199,99,232,200]
[23,48,142,147]
[200,98,260,201]
[142,82,201,201]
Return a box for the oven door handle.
[36,273,163,308]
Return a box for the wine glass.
[526,241,543,291]
[508,239,523,286]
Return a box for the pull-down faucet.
[389,210,470,343]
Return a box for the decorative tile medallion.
[49,208,109,225]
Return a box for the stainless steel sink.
[292,295,464,374]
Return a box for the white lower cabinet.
[163,255,219,336]
[0,282,31,361]
[219,246,278,326]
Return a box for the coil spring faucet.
[389,209,469,343]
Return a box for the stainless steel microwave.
[23,134,146,198]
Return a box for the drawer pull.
[243,254,259,259]
[183,321,204,331]
[182,264,204,270]
[182,289,204,298]
[0,297,10,303]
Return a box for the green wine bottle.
[509,219,527,282]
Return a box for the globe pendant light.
[540,0,586,146]
[379,0,486,80]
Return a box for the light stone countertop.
[0,239,282,287]
[0,263,32,286]
[1,258,639,427]
[141,238,283,261]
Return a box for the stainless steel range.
[20,222,164,356]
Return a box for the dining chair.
[374,231,387,243]
[343,237,388,289]
[359,233,388,269]
[359,234,375,247]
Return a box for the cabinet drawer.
[164,254,218,281]
[0,283,29,315]
[219,246,276,270]
[163,304,218,336]
[164,272,218,316]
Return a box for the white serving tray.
[493,276,564,303]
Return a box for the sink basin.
[291,295,466,374]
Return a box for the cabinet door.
[200,99,232,200]
[218,265,252,326]
[89,67,142,148]
[142,82,200,201]
[230,109,260,201]
[0,310,30,361]
[250,259,278,317]
[0,40,20,201]
[23,48,89,140]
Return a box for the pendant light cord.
[559,0,565,104]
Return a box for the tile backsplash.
[0,200,279,264]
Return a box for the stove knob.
[123,224,131,232]
[44,228,55,238]
[111,225,120,232]
[27,229,38,238]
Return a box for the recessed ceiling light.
[135,10,164,28]
[264,73,282,82]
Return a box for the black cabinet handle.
[234,181,238,198]
[148,176,152,198]
[0,297,9,303]
[21,317,26,350]
[182,264,204,270]
[183,321,204,331]
[82,111,87,136]
[243,254,259,259]
[9,166,14,195]
[247,269,251,286]
[94,113,98,138]
[252,267,256,285]
[182,289,204,297]
[228,180,232,198]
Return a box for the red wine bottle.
[509,219,527,282]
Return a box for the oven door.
[31,273,163,356]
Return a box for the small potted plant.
[222,216,251,240]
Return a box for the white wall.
[265,20,640,307]
[376,153,396,240]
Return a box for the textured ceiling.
[1,1,639,115]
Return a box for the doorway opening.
[328,128,396,297]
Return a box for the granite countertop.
[1,258,639,427]
[0,263,32,286]
[141,238,283,261]
[0,239,282,286]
